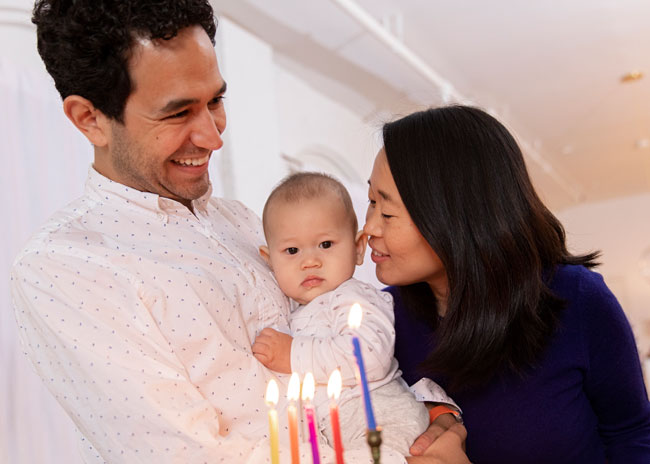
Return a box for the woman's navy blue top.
[388,265,650,463]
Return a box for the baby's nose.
[301,254,321,269]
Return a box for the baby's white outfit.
[289,278,430,456]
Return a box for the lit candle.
[348,303,377,431]
[302,372,321,464]
[266,379,280,464]
[327,369,345,464]
[287,372,301,464]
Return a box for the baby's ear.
[354,230,367,266]
[259,245,272,268]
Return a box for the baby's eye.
[285,247,299,255]
[319,241,332,249]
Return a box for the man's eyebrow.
[159,98,197,115]
[367,180,393,201]
[158,81,228,115]
[218,81,227,96]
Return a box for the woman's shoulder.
[550,264,612,303]
[551,264,630,338]
[382,285,401,304]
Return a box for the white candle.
[265,379,280,464]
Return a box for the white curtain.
[0,56,89,463]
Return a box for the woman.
[364,105,650,463]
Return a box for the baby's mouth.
[301,276,324,288]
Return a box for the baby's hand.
[252,328,293,374]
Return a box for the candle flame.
[287,372,300,401]
[327,369,342,400]
[302,372,315,401]
[347,303,362,329]
[266,379,279,406]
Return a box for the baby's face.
[263,194,363,305]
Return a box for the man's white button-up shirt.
[11,168,417,463]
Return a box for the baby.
[252,172,430,455]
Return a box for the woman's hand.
[406,423,470,464]
[410,412,462,455]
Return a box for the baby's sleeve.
[290,280,395,385]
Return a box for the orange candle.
[287,372,301,464]
[328,369,345,464]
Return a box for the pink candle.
[302,373,320,464]
[328,369,345,464]
[287,373,301,464]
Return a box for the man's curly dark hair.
[32,0,217,123]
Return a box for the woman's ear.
[259,245,272,269]
[354,230,368,266]
[62,95,110,147]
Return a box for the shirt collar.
[85,165,213,215]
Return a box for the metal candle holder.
[367,427,382,464]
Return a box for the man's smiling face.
[97,25,227,208]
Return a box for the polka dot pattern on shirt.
[11,168,293,462]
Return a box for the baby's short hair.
[262,172,358,238]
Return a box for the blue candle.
[348,303,377,431]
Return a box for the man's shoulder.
[14,194,100,261]
[205,197,265,247]
[207,197,260,225]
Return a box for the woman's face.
[363,149,448,299]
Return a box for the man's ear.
[354,230,368,266]
[62,95,110,147]
[259,245,272,269]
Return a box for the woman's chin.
[375,268,397,286]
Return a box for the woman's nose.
[363,207,381,237]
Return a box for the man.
[11,1,467,462]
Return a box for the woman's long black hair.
[383,106,599,390]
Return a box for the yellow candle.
[287,372,301,464]
[266,379,280,464]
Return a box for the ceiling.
[213,0,650,211]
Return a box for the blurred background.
[1,0,649,462]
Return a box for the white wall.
[559,194,650,368]
[273,61,383,288]
[1,4,92,464]
[274,63,381,183]
[0,2,41,69]
[214,18,287,216]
